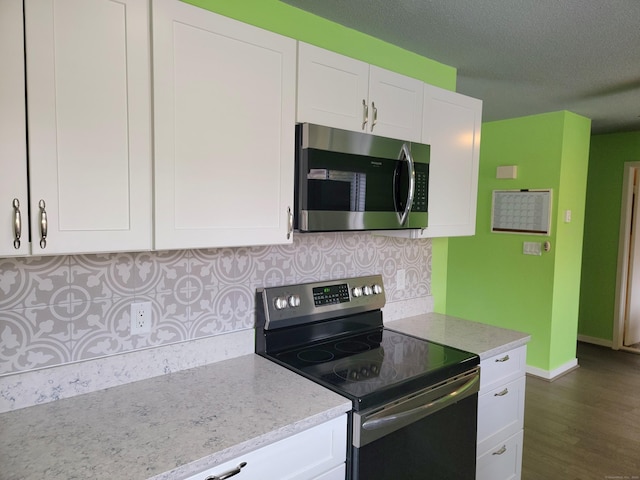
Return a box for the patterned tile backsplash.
[0,233,431,376]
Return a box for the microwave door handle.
[397,143,415,225]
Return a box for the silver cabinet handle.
[495,354,510,363]
[494,388,509,397]
[206,462,247,480]
[362,99,368,130]
[287,206,293,239]
[371,101,377,130]
[12,198,21,249]
[492,445,507,456]
[38,199,48,249]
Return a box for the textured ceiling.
[282,0,640,134]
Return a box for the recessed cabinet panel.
[53,0,130,231]
[476,430,523,480]
[297,42,369,131]
[368,65,423,142]
[171,24,283,229]
[153,0,295,249]
[0,0,29,256]
[24,0,152,254]
[477,376,525,450]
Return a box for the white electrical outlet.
[396,269,406,290]
[130,301,152,335]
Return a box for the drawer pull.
[494,388,509,397]
[492,445,507,456]
[495,354,510,363]
[206,462,247,480]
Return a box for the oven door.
[351,368,479,480]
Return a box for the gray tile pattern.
[0,233,431,375]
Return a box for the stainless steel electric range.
[255,274,480,480]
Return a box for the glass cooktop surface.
[272,328,478,409]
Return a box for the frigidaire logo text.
[370,161,383,167]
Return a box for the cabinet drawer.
[480,345,526,392]
[476,430,523,480]
[477,376,525,454]
[184,415,347,480]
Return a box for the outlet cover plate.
[130,301,152,335]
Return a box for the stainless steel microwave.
[294,123,430,232]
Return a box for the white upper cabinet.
[367,65,424,142]
[24,0,152,255]
[297,42,423,142]
[152,0,296,250]
[0,0,29,257]
[419,84,482,238]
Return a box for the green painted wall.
[578,132,640,341]
[181,0,456,89]
[443,112,591,371]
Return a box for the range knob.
[372,284,383,295]
[274,296,288,310]
[288,295,300,308]
[352,286,363,297]
[362,285,373,296]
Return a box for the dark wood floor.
[522,342,640,479]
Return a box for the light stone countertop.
[386,312,531,359]
[0,354,351,480]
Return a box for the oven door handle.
[362,373,479,431]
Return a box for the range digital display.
[312,283,350,306]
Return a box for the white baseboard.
[577,334,613,348]
[526,358,579,381]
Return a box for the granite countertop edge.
[385,312,531,360]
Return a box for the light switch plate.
[523,242,542,256]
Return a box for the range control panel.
[258,274,386,330]
[312,283,350,306]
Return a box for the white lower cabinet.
[185,415,347,480]
[476,430,523,480]
[476,346,527,480]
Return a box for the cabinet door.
[476,430,523,480]
[184,415,347,480]
[368,66,424,142]
[477,376,526,455]
[297,42,369,133]
[25,0,152,255]
[153,0,296,250]
[419,85,482,237]
[0,0,29,256]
